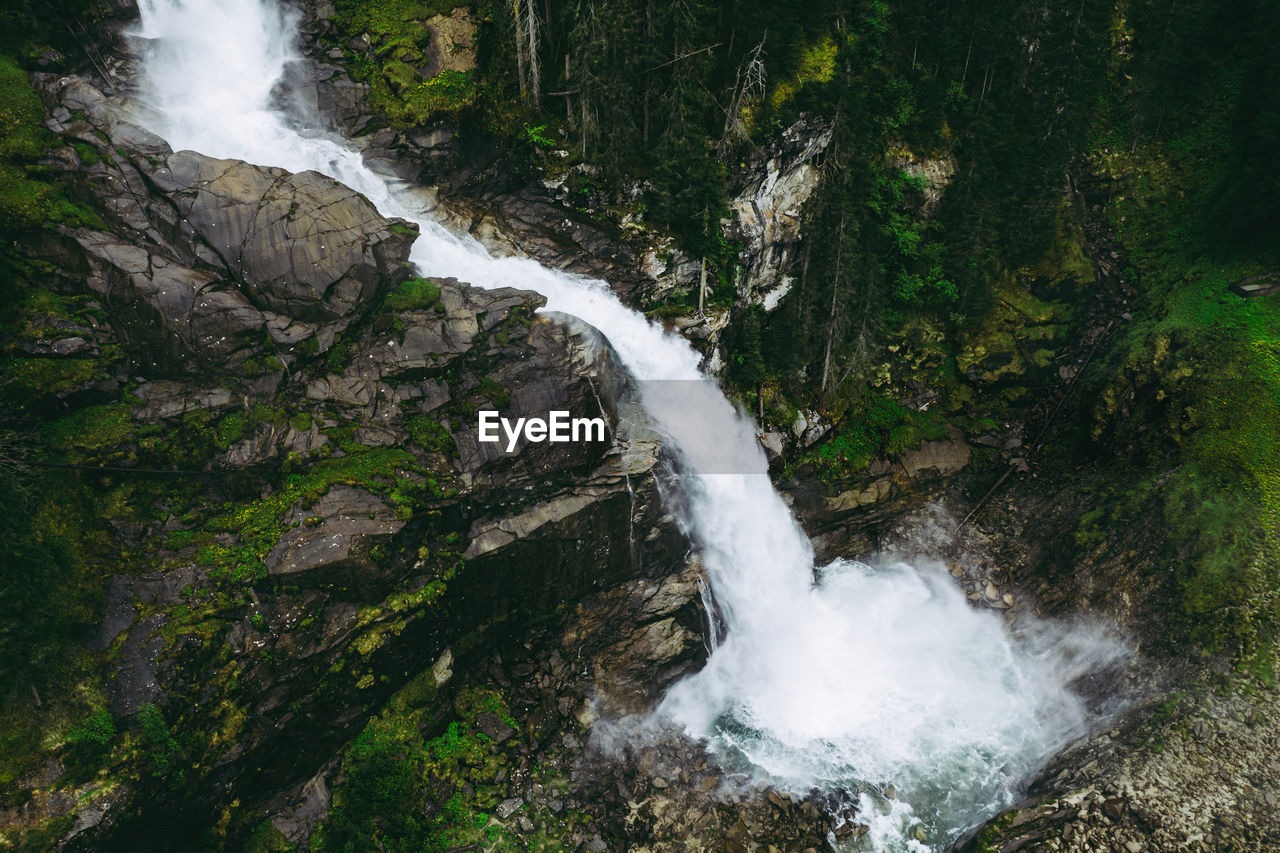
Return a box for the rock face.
[961,680,1280,852]
[265,485,404,578]
[37,75,415,376]
[8,68,737,853]
[12,63,975,852]
[726,118,834,310]
[420,7,477,77]
[149,153,411,320]
[784,426,974,560]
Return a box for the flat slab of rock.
[266,485,404,576]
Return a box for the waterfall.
[126,2,1123,848]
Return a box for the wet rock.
[825,478,893,513]
[269,768,332,847]
[37,74,415,374]
[759,430,785,461]
[149,152,416,321]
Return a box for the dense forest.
[1,0,1279,850]
[314,0,1280,651]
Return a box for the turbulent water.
[128,2,1123,848]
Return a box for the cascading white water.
[128,2,1123,848]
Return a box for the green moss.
[40,402,133,460]
[973,809,1018,853]
[2,814,75,853]
[2,357,104,405]
[0,56,103,231]
[385,277,441,311]
[214,404,288,450]
[198,447,418,583]
[245,821,292,853]
[313,682,520,852]
[72,141,100,167]
[397,69,478,120]
[1072,68,1280,658]
[324,337,352,374]
[329,0,476,127]
[405,414,456,454]
[296,336,320,358]
[792,390,947,482]
[476,378,509,409]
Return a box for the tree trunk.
[698,257,707,316]
[643,0,653,145]
[820,214,846,392]
[561,54,572,119]
[526,0,541,106]
[512,0,527,100]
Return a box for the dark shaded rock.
[475,712,516,744]
[265,485,405,580]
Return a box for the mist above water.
[128,2,1126,847]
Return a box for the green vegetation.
[137,702,183,778]
[328,0,475,126]
[0,462,107,790]
[197,444,420,583]
[312,685,520,852]
[973,809,1018,853]
[1071,9,1280,658]
[385,276,441,311]
[1,0,1279,847]
[0,56,103,232]
[41,402,134,460]
[792,391,947,482]
[405,414,456,454]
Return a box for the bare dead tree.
[526,0,541,106]
[718,34,767,158]
[512,0,528,100]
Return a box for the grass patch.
[385,277,441,312]
[792,390,947,482]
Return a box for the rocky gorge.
[2,0,1279,851]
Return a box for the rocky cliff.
[0,60,847,852]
